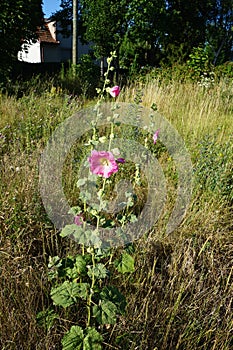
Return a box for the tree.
[162,0,233,65]
[0,0,43,83]
[80,0,129,77]
[51,0,86,68]
[162,0,211,63]
[52,0,232,77]
[51,0,73,36]
[72,0,78,66]
[120,0,166,68]
[206,0,233,64]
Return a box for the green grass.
[0,76,232,349]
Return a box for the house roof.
[37,22,59,44]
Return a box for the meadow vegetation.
[0,67,232,349]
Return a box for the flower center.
[100,157,110,166]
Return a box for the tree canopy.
[0,0,43,83]
[1,0,232,84]
[54,0,232,69]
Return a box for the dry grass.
[121,78,233,143]
[0,77,232,349]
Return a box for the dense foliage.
[0,0,43,83]
[0,0,232,84]
[54,0,233,70]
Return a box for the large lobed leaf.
[62,326,102,350]
[114,252,135,273]
[51,281,90,307]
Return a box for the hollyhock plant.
[109,85,120,98]
[88,150,118,178]
[45,52,137,350]
[153,129,160,144]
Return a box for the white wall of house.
[18,41,41,63]
[47,21,57,41]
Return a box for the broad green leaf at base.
[62,326,102,350]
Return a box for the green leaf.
[51,281,89,307]
[36,309,58,330]
[100,286,126,315]
[68,206,82,215]
[48,256,62,280]
[93,300,118,325]
[60,224,81,238]
[62,326,103,350]
[65,255,88,279]
[64,267,78,280]
[87,231,102,248]
[95,247,112,260]
[87,263,108,279]
[77,178,87,187]
[75,255,88,274]
[57,256,76,280]
[48,256,62,269]
[62,325,84,350]
[74,227,92,244]
[61,225,102,248]
[79,191,92,202]
[129,214,137,223]
[115,252,135,274]
[83,327,103,350]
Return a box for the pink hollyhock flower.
[74,214,83,226]
[153,129,160,144]
[116,158,125,164]
[109,86,120,98]
[88,150,118,178]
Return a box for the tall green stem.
[87,247,96,327]
[108,122,114,151]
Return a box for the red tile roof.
[37,22,59,44]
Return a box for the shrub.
[58,54,100,98]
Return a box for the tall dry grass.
[121,78,233,142]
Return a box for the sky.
[42,0,61,18]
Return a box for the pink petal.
[88,150,118,178]
[109,86,120,98]
[74,214,83,226]
[153,129,160,144]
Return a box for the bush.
[187,46,213,79]
[58,54,100,98]
[214,61,233,80]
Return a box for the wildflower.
[109,86,120,98]
[88,150,118,178]
[116,158,125,164]
[153,129,160,144]
[74,214,83,226]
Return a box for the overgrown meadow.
[0,67,232,349]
